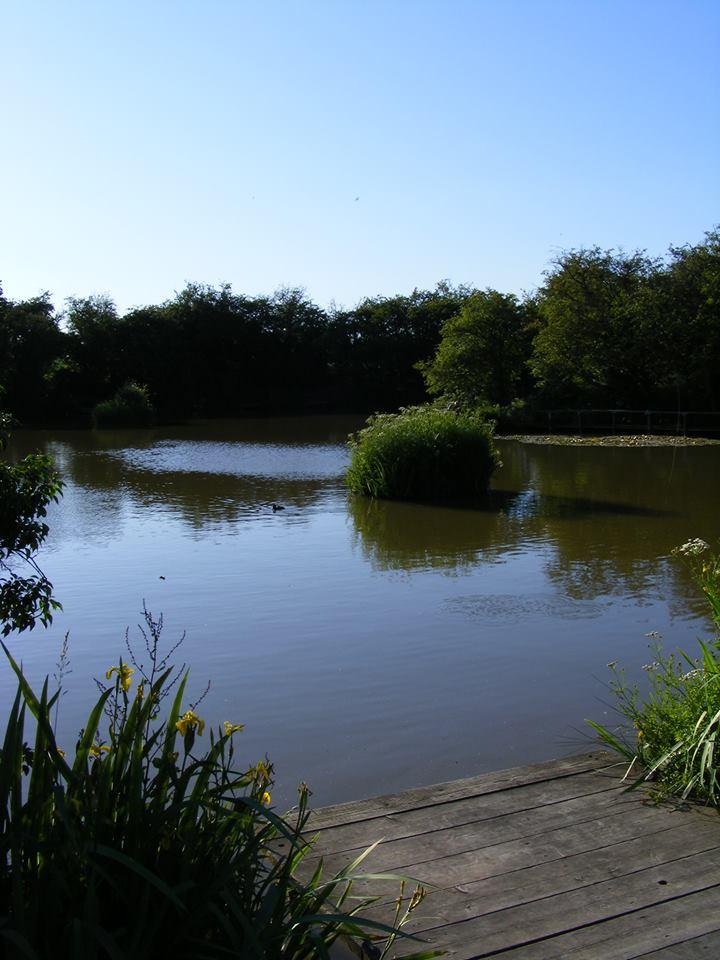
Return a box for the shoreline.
[497,433,720,446]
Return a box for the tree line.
[1,227,718,425]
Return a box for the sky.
[1,0,718,314]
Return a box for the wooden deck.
[305,752,720,959]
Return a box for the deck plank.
[399,847,720,958]
[304,772,623,854]
[308,753,720,959]
[308,752,618,830]
[633,929,720,958]
[467,886,720,959]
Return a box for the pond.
[4,417,720,807]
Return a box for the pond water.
[4,418,720,807]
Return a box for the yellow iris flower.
[262,791,271,806]
[105,663,134,692]
[223,721,245,736]
[251,760,271,784]
[89,744,111,759]
[176,709,205,737]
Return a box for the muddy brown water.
[4,417,719,806]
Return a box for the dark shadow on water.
[505,491,676,519]
[391,489,521,512]
[381,489,675,519]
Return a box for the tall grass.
[346,404,500,500]
[0,617,439,959]
[589,540,720,805]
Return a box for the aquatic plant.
[0,615,438,959]
[589,540,720,805]
[346,404,500,500]
[93,381,155,428]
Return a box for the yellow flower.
[261,791,271,806]
[176,709,205,737]
[106,663,134,692]
[57,748,66,758]
[89,744,111,759]
[223,721,245,736]
[251,760,271,785]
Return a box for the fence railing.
[534,409,720,436]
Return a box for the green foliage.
[531,247,661,407]
[0,616,439,960]
[659,228,720,408]
[0,409,63,636]
[589,540,720,805]
[93,381,156,428]
[0,285,65,422]
[531,229,720,410]
[331,283,473,411]
[419,290,535,407]
[346,404,500,500]
[1,226,718,423]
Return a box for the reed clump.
[589,540,720,805]
[93,381,155,428]
[346,404,500,500]
[0,610,437,959]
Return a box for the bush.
[93,381,155,428]
[0,407,63,636]
[346,404,500,500]
[589,539,720,805]
[0,613,435,959]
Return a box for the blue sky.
[2,0,718,313]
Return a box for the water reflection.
[4,420,719,807]
[15,421,354,537]
[348,493,527,572]
[347,441,719,603]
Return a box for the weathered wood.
[315,803,673,891]
[307,754,720,960]
[302,772,622,856]
[634,929,720,958]
[464,885,720,959]
[307,751,617,830]
[305,784,636,871]
[402,847,720,958]
[362,819,720,935]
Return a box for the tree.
[0,408,63,636]
[419,289,534,407]
[64,293,122,410]
[329,283,470,411]
[0,285,66,421]
[530,248,661,407]
[658,228,720,409]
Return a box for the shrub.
[346,404,500,500]
[0,615,436,959]
[93,381,155,428]
[0,407,63,636]
[589,540,720,805]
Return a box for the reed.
[93,381,155,428]
[589,540,720,805]
[346,404,499,500]
[0,621,439,959]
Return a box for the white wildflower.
[676,539,710,557]
[680,668,703,682]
